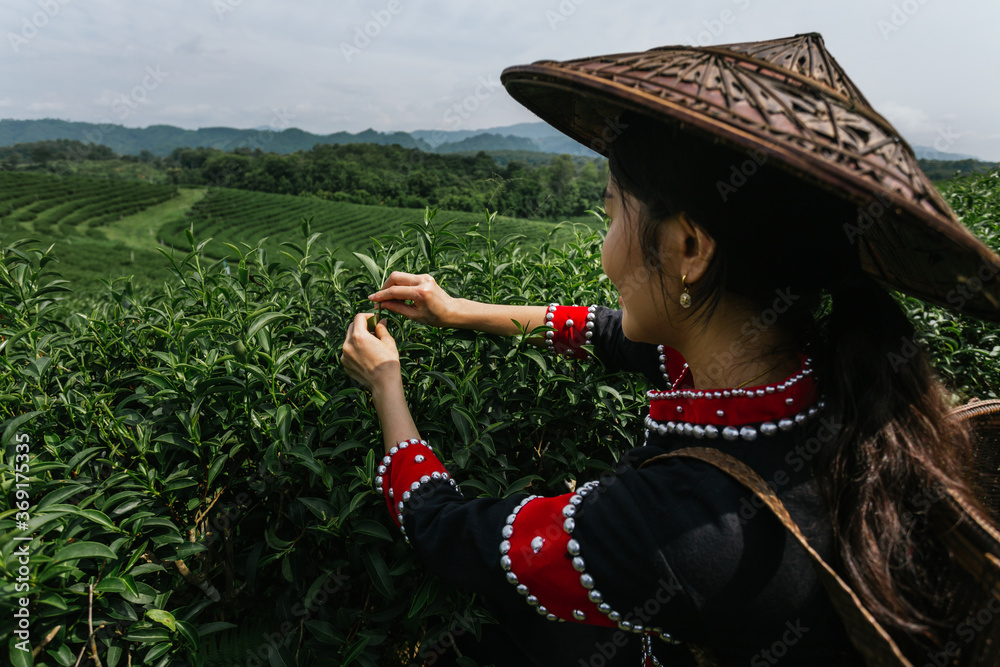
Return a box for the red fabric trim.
[507,495,616,628]
[649,356,817,425]
[382,442,449,529]
[548,305,592,359]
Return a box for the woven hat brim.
[501,53,1000,322]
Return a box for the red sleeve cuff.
[544,304,596,360]
[375,439,459,540]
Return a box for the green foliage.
[0,209,645,666]
[162,186,595,268]
[0,166,998,665]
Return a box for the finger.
[378,299,421,320]
[352,312,374,338]
[374,320,394,341]
[382,271,422,289]
[369,285,423,303]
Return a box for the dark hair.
[608,111,983,656]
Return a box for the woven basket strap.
[639,447,913,667]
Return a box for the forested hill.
[0,119,595,158]
[0,139,608,221]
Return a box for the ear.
[663,212,716,284]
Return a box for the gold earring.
[680,274,692,309]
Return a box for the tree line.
[1,139,609,220]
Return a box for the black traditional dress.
[376,306,859,665]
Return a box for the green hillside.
[0,172,598,290]
[162,187,591,263]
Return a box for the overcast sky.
[3,0,999,159]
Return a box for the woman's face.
[601,177,678,343]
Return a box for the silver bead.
[531,536,544,553]
[765,386,775,394]
[505,514,516,525]
[545,331,555,339]
[388,489,393,498]
[705,425,719,439]
[740,426,758,442]
[502,525,513,539]
[657,424,668,436]
[562,505,576,518]
[569,495,583,506]
[546,613,558,621]
[506,572,518,584]
[619,620,633,631]
[517,584,529,595]
[378,465,387,475]
[419,475,430,484]
[808,407,818,418]
[410,482,420,492]
[786,398,794,405]
[414,455,425,464]
[402,492,411,502]
[526,595,539,606]
[760,422,778,436]
[722,426,740,441]
[714,391,723,399]
[572,557,585,572]
[565,319,574,328]
[716,410,725,418]
[398,501,404,510]
[588,589,603,603]
[545,313,554,321]
[442,473,450,480]
[399,441,409,449]
[676,406,683,413]
[382,456,391,466]
[598,602,612,613]
[580,574,595,589]
[375,476,383,487]
[572,609,587,621]
[431,471,442,480]
[500,540,510,554]
[632,624,644,633]
[795,412,808,425]
[693,425,705,439]
[567,539,581,555]
[608,610,621,621]
[683,423,694,437]
[500,556,511,571]
[585,331,593,340]
[778,418,794,431]
[563,518,576,533]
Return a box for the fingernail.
[367,294,375,300]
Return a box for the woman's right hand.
[369,272,460,328]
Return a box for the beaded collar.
[645,355,822,443]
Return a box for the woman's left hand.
[341,313,401,393]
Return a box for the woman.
[341,34,1000,664]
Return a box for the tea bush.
[0,211,647,667]
[1,167,999,666]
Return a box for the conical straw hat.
[501,33,1000,321]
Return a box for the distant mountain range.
[0,118,988,163]
[0,119,596,158]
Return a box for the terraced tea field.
[0,172,597,289]
[159,187,586,261]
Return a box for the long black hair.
[607,111,982,656]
